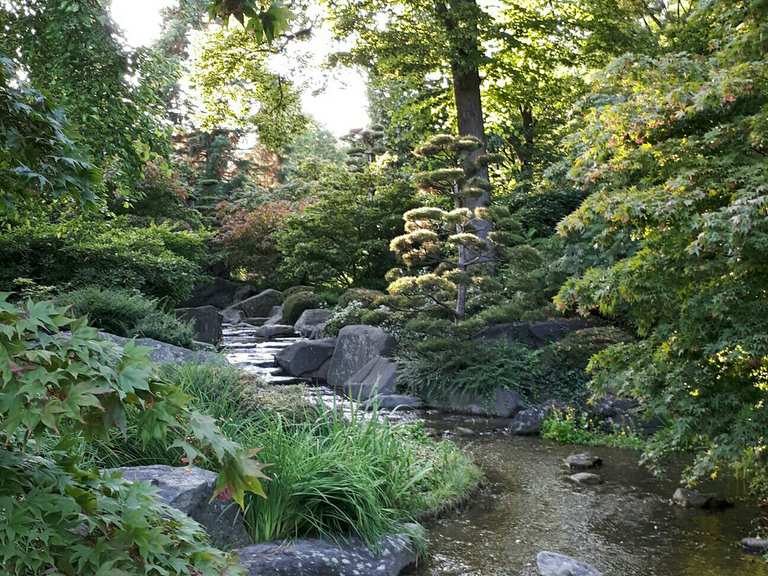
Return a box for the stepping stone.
[536,551,602,576]
[564,453,603,471]
[568,472,603,486]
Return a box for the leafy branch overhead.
[209,0,293,43]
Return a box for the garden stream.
[222,323,768,576]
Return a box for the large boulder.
[295,309,332,338]
[183,278,258,309]
[343,355,397,401]
[276,338,336,379]
[508,407,546,435]
[175,305,222,345]
[99,332,224,365]
[536,552,602,576]
[111,465,249,550]
[426,388,524,418]
[326,325,395,388]
[263,305,284,326]
[477,319,593,349]
[237,527,420,576]
[672,487,732,510]
[236,289,284,318]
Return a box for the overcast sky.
[110,0,369,138]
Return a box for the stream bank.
[222,322,767,576]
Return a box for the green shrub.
[338,288,385,308]
[282,290,321,324]
[135,310,195,348]
[541,408,644,450]
[324,301,366,336]
[0,296,266,575]
[0,219,207,304]
[93,362,480,546]
[60,287,194,347]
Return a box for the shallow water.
[222,325,767,576]
[415,419,767,576]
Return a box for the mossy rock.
[283,291,322,324]
[283,285,315,298]
[338,288,385,308]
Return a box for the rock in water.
[536,551,602,576]
[741,537,768,555]
[568,473,603,486]
[425,388,524,418]
[363,394,423,411]
[110,465,250,550]
[235,289,283,318]
[237,528,420,576]
[508,407,545,435]
[326,325,395,388]
[276,338,336,379]
[564,453,603,471]
[672,487,732,510]
[294,308,332,338]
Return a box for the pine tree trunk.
[454,181,467,319]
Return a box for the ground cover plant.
[0,296,265,575]
[90,362,481,546]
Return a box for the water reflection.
[416,428,767,576]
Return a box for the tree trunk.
[439,0,493,262]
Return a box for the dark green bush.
[0,219,208,304]
[282,291,321,324]
[60,287,194,348]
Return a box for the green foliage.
[0,55,97,217]
[0,450,243,576]
[324,301,367,337]
[92,362,479,546]
[62,286,158,337]
[388,134,501,319]
[242,410,479,545]
[135,310,195,348]
[277,166,417,288]
[192,25,305,149]
[338,288,385,308]
[541,408,644,450]
[1,0,173,196]
[554,1,768,492]
[208,0,294,44]
[0,296,267,574]
[0,220,207,304]
[282,290,321,324]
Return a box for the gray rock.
[111,465,249,550]
[183,278,258,309]
[220,306,244,324]
[237,527,420,576]
[672,487,732,510]
[741,537,768,555]
[536,551,602,576]
[175,305,222,345]
[327,325,396,388]
[276,338,336,378]
[477,319,593,349]
[508,407,545,435]
[236,289,283,318]
[99,332,224,365]
[254,324,296,338]
[592,395,639,418]
[426,388,524,418]
[244,317,269,326]
[295,309,332,338]
[564,453,602,471]
[263,305,284,326]
[568,473,603,486]
[343,355,397,401]
[363,394,423,411]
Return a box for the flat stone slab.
[564,453,602,471]
[110,465,250,550]
[237,528,420,576]
[568,473,603,486]
[537,551,602,576]
[363,395,423,411]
